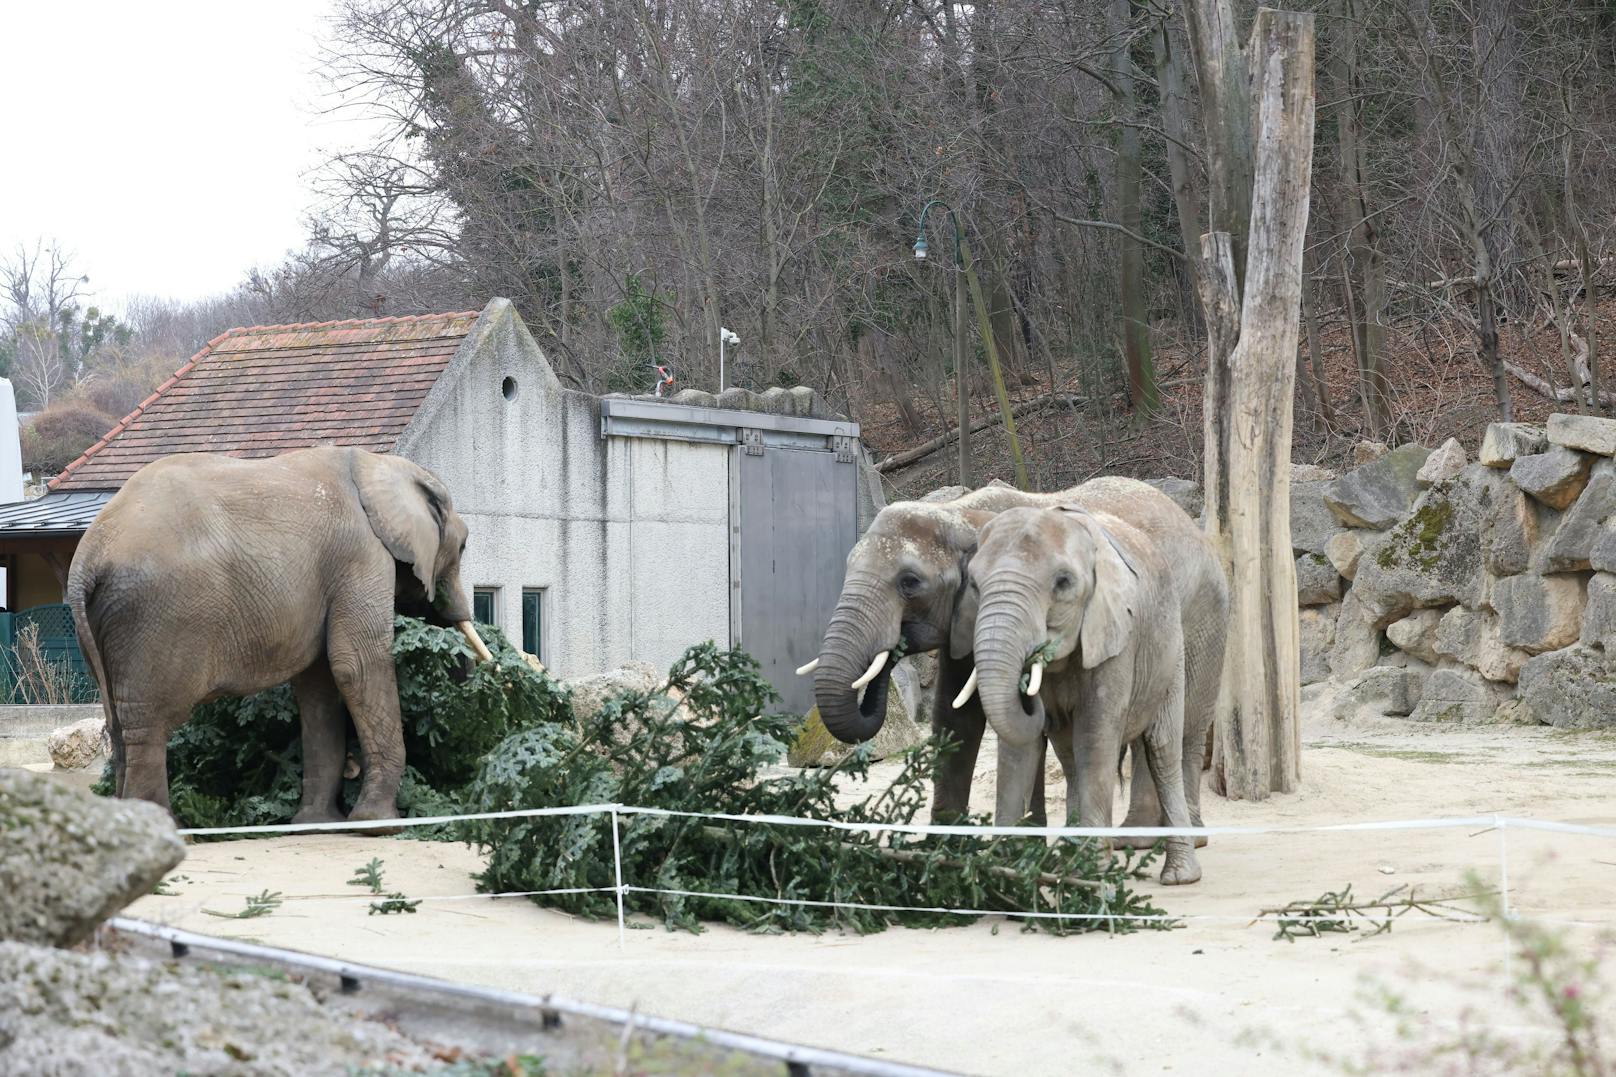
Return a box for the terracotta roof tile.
[50,309,480,492]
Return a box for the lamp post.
[719,327,740,392]
[913,199,1027,489]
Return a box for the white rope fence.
[172,807,1616,945]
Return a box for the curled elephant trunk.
[458,621,496,664]
[973,598,1048,748]
[814,578,899,744]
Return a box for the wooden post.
[1199,7,1316,799]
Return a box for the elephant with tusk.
[804,478,1190,825]
[961,486,1228,886]
[68,446,493,824]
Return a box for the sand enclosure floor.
[126,684,1616,1075]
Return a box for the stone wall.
[1290,415,1616,728]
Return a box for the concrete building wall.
[397,300,730,680]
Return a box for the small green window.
[473,588,497,628]
[521,589,544,660]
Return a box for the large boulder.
[1509,447,1593,510]
[1327,591,1384,678]
[1487,484,1547,577]
[1434,606,1531,684]
[1325,530,1375,580]
[1145,477,1203,520]
[0,770,185,948]
[1323,444,1433,529]
[1493,574,1587,654]
[1581,572,1616,650]
[1300,605,1336,685]
[1406,668,1506,724]
[788,698,927,766]
[1295,553,1342,606]
[1331,665,1420,719]
[1417,437,1467,486]
[1538,460,1616,572]
[1548,412,1616,457]
[1291,479,1345,555]
[1385,608,1445,664]
[1480,422,1549,467]
[45,718,108,771]
[1518,646,1616,730]
[1349,465,1502,624]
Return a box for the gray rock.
[1325,530,1372,580]
[1332,665,1420,718]
[1492,697,1543,725]
[1493,574,1587,654]
[920,485,971,503]
[0,769,185,948]
[1480,422,1549,467]
[1548,412,1616,457]
[1299,605,1337,686]
[1539,461,1616,571]
[1352,440,1390,466]
[45,718,107,771]
[1580,572,1616,650]
[1145,477,1203,520]
[1518,646,1616,730]
[1386,608,1445,664]
[0,941,439,1075]
[1323,444,1433,529]
[1327,591,1384,678]
[1296,553,1342,606]
[1509,447,1593,510]
[1291,479,1345,555]
[1487,484,1545,576]
[1434,606,1530,683]
[1349,466,1502,624]
[1406,668,1506,724]
[1588,521,1616,574]
[1416,437,1467,486]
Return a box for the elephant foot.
[291,805,345,826]
[1159,843,1202,886]
[1117,814,1209,849]
[346,798,402,835]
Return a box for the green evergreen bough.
[460,642,1170,935]
[95,620,1170,934]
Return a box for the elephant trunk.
[814,576,899,744]
[972,587,1048,748]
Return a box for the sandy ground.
[121,683,1616,1076]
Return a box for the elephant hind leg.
[292,660,348,825]
[112,701,185,811]
[1142,709,1201,886]
[326,610,404,825]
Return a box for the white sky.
[0,0,376,311]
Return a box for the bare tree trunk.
[1110,0,1158,414]
[1199,7,1315,801]
[1153,12,1206,266]
[1183,0,1254,290]
[1299,273,1333,432]
[955,265,972,487]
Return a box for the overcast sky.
[0,0,374,311]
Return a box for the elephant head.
[809,503,984,743]
[351,450,492,662]
[966,506,1138,747]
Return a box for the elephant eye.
[1053,572,1075,593]
[897,571,924,597]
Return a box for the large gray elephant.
[806,479,1174,824]
[961,486,1227,885]
[67,446,494,823]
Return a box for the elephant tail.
[66,558,117,745]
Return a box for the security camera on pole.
[719,327,740,392]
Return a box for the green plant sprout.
[348,858,386,894]
[203,890,283,920]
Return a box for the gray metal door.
[732,444,858,715]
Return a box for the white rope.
[267,886,618,908]
[175,802,621,837]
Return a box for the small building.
[0,299,880,712]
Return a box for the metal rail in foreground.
[105,917,953,1077]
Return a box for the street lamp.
[914,200,971,487]
[911,199,1028,490]
[719,326,740,392]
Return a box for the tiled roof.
[50,310,481,492]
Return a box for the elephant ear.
[1060,508,1139,669]
[351,451,447,600]
[948,550,979,660]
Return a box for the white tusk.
[1026,662,1045,697]
[457,621,495,664]
[952,668,979,709]
[795,657,820,676]
[849,650,890,690]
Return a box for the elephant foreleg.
[930,654,986,823]
[327,613,404,824]
[1142,698,1202,886]
[292,660,348,825]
